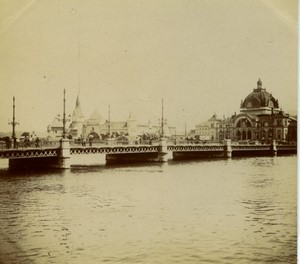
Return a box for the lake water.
[0,156,297,263]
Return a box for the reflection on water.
[0,156,297,263]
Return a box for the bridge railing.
[0,139,60,151]
[69,139,161,147]
[1,137,296,151]
[170,140,224,146]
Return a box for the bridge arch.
[233,115,255,128]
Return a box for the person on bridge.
[5,137,11,149]
[24,137,29,148]
[35,137,40,148]
[15,138,20,149]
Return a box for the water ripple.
[0,156,296,263]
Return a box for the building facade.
[195,79,296,143]
[195,114,222,141]
[48,96,175,140]
[232,79,292,142]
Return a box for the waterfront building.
[287,116,297,142]
[232,79,292,142]
[48,96,175,140]
[47,114,71,138]
[217,116,234,141]
[195,79,297,142]
[82,113,175,140]
[82,110,103,139]
[195,114,222,141]
[83,112,138,140]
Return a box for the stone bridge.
[0,139,296,169]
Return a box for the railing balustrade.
[0,137,297,152]
[0,139,60,151]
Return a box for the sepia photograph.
[0,0,297,263]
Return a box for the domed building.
[232,79,292,142]
[195,79,296,143]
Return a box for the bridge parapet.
[277,145,297,150]
[70,145,159,155]
[0,148,58,159]
[168,144,224,152]
[231,145,271,151]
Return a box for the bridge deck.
[0,142,296,160]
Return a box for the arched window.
[242,130,246,140]
[277,130,281,140]
[236,131,241,140]
[247,130,251,139]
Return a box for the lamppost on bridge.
[62,89,67,138]
[108,104,111,138]
[174,127,177,145]
[8,96,19,148]
[157,98,168,162]
[62,89,71,139]
[158,99,167,139]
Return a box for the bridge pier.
[55,138,71,169]
[271,140,277,156]
[223,139,232,158]
[157,138,169,162]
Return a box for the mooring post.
[57,138,71,169]
[223,139,232,158]
[271,139,277,156]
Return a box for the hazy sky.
[0,0,297,133]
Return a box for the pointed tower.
[70,95,85,138]
[73,95,84,120]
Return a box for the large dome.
[241,79,279,109]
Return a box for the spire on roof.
[76,95,80,107]
[257,78,262,89]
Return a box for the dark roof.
[241,79,279,109]
[21,132,30,137]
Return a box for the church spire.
[76,95,80,107]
